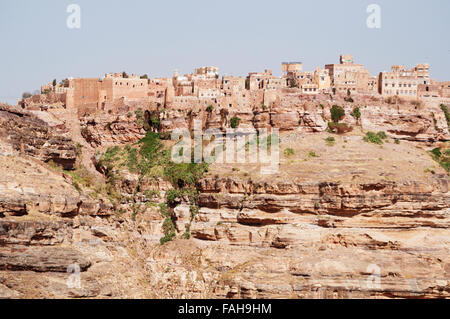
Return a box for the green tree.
[230,116,240,129]
[331,105,345,123]
[351,107,361,120]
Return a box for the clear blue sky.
[0,0,449,103]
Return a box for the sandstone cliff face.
[180,177,450,298]
[158,98,449,142]
[80,113,147,148]
[0,105,77,169]
[0,101,449,299]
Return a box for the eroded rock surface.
[0,101,448,299]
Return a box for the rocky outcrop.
[0,104,77,169]
[361,104,449,142]
[157,98,449,142]
[173,176,450,298]
[80,112,146,147]
[0,95,449,299]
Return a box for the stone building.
[63,73,149,115]
[221,76,246,96]
[313,67,331,91]
[417,83,440,100]
[325,55,372,94]
[246,70,284,90]
[378,64,430,98]
[437,81,450,98]
[22,57,448,118]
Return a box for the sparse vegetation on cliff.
[159,203,176,245]
[441,104,450,129]
[230,116,241,129]
[363,131,387,145]
[328,105,352,134]
[331,105,345,123]
[134,108,144,127]
[325,136,336,146]
[98,131,209,244]
[284,148,295,157]
[429,147,450,172]
[308,151,319,158]
[350,107,361,120]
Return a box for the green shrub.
[182,224,191,240]
[431,148,442,160]
[429,147,450,172]
[440,104,450,128]
[350,107,361,120]
[166,189,185,207]
[125,147,139,172]
[284,148,295,157]
[206,105,214,113]
[163,162,208,189]
[377,131,387,140]
[325,136,336,146]
[143,189,160,199]
[230,116,240,129]
[331,105,345,123]
[99,146,121,167]
[364,132,383,145]
[135,108,144,126]
[159,203,176,244]
[149,114,160,131]
[308,151,319,158]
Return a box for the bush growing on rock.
[284,148,295,157]
[230,116,240,129]
[350,107,361,120]
[159,203,176,245]
[98,131,210,245]
[429,147,450,172]
[331,105,345,123]
[440,104,450,128]
[377,131,387,140]
[363,132,385,145]
[134,108,144,127]
[325,136,336,146]
[308,151,319,158]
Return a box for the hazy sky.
[0,0,449,103]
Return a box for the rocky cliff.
[157,96,449,142]
[0,99,448,299]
